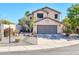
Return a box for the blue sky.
[0,3,72,24]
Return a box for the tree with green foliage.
[63,17,73,34]
[18,11,30,32]
[0,19,13,25]
[63,17,71,27]
[28,16,36,33]
[67,4,79,33]
[25,11,30,16]
[63,4,79,34]
[18,11,30,25]
[18,16,27,25]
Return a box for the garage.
[37,25,57,34]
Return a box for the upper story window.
[37,13,43,18]
[55,14,58,19]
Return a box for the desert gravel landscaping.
[38,38,79,47]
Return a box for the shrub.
[15,37,20,42]
[63,28,73,37]
[32,32,37,37]
[15,38,20,42]
[63,28,72,34]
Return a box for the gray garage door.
[37,25,57,34]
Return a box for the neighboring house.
[0,24,16,37]
[0,24,16,31]
[28,7,64,34]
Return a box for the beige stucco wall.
[57,24,63,33]
[3,24,16,31]
[43,8,60,20]
[33,18,63,34]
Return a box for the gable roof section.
[42,7,61,14]
[28,7,61,16]
[35,17,62,24]
[28,9,48,16]
[32,9,49,14]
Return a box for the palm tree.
[28,16,36,33]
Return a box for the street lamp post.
[9,24,11,43]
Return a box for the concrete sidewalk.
[0,45,55,52]
[0,40,79,52]
[0,43,79,52]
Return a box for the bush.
[63,29,72,34]
[63,29,73,37]
[32,32,37,37]
[15,38,20,42]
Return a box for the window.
[37,13,43,18]
[55,14,58,19]
[30,17,32,19]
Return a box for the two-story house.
[28,7,64,34]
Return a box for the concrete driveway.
[0,44,79,55]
